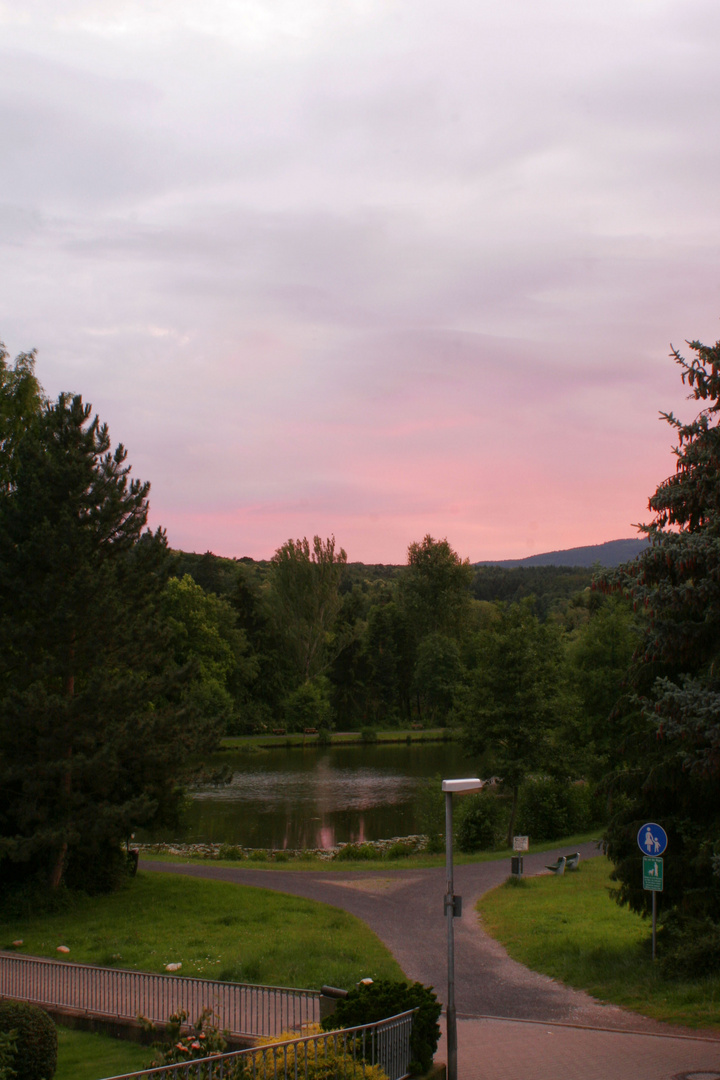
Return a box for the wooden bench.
[272,728,286,736]
[303,728,318,735]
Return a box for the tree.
[265,536,348,684]
[400,535,473,639]
[601,335,720,953]
[458,599,578,845]
[0,343,44,492]
[0,380,201,893]
[162,574,257,735]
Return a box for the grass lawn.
[0,871,404,989]
[56,1026,149,1080]
[140,833,601,873]
[477,856,720,1030]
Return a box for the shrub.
[360,727,378,744]
[322,980,441,1075]
[218,844,244,861]
[384,842,414,860]
[334,844,376,861]
[659,915,720,979]
[516,777,594,841]
[456,792,505,852]
[0,1001,57,1080]
[0,1030,17,1080]
[145,1008,228,1068]
[256,1026,387,1080]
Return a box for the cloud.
[1,0,718,561]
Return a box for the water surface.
[161,741,478,849]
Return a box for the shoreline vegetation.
[136,832,601,871]
[218,728,455,750]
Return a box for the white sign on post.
[513,836,529,851]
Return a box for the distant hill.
[476,537,648,569]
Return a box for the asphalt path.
[141,841,692,1035]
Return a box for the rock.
[11,940,23,947]
[56,945,70,953]
[165,962,182,972]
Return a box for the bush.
[659,915,720,979]
[360,727,378,744]
[334,844,376,861]
[256,1026,387,1080]
[218,844,244,861]
[456,792,505,852]
[321,980,441,1075]
[515,777,594,841]
[0,1002,57,1080]
[145,1009,230,1073]
[0,1030,17,1080]
[384,842,415,860]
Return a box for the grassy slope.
[477,856,720,1029]
[56,1026,149,1080]
[1,871,404,989]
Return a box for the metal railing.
[99,1009,416,1080]
[0,952,319,1038]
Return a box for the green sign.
[643,856,663,891]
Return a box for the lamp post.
[442,777,482,1080]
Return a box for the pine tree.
[0,386,199,892]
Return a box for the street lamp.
[442,777,483,1080]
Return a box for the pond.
[155,741,481,850]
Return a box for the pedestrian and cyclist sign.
[637,822,667,857]
[643,856,663,891]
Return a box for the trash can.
[511,855,523,877]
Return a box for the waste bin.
[511,855,523,877]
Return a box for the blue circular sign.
[637,822,667,856]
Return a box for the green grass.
[141,833,601,872]
[56,1026,149,1080]
[477,856,720,1030]
[1,871,404,989]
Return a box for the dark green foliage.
[283,678,332,732]
[659,914,720,980]
[0,361,218,893]
[384,841,415,859]
[516,778,594,841]
[458,599,580,845]
[322,980,441,1075]
[333,844,375,861]
[0,1001,57,1080]
[600,335,720,948]
[472,565,593,619]
[457,792,506,852]
[0,1029,17,1080]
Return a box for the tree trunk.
[506,784,519,848]
[50,658,74,889]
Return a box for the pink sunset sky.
[2,0,719,564]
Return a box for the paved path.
[141,846,720,1079]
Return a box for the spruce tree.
[602,336,720,964]
[0,384,199,892]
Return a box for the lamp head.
[442,778,483,793]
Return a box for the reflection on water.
[163,741,477,850]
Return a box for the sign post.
[638,824,667,961]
